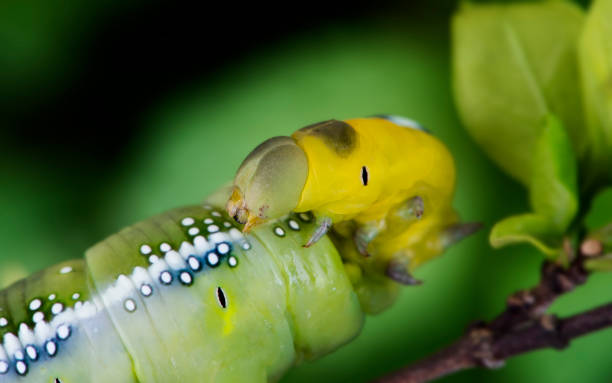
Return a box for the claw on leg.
[354,224,382,256]
[304,217,333,247]
[396,196,425,221]
[354,232,370,256]
[441,222,482,248]
[386,259,422,285]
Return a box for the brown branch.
[372,241,612,383]
[373,302,612,383]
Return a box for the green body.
[0,201,364,382]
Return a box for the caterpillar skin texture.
[0,199,363,382]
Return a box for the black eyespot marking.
[216,287,227,309]
[361,166,369,186]
[55,378,62,383]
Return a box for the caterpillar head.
[227,136,308,232]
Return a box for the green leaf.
[578,0,612,189]
[490,213,561,256]
[453,1,585,186]
[585,254,612,272]
[530,115,579,230]
[489,115,578,256]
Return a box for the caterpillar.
[0,194,364,382]
[0,116,476,382]
[227,115,478,288]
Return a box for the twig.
[372,241,612,383]
[373,302,612,383]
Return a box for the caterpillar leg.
[440,222,482,248]
[395,196,425,221]
[354,221,385,256]
[354,196,424,256]
[386,257,422,285]
[304,216,333,247]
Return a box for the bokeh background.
[2,0,611,381]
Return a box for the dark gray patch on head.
[298,119,357,157]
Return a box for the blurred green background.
[1,0,611,382]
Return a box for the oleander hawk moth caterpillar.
[0,115,477,382]
[0,195,364,383]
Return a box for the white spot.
[164,250,186,270]
[17,324,35,351]
[242,242,251,250]
[274,227,285,237]
[188,227,200,236]
[179,272,193,285]
[208,225,219,233]
[208,232,227,244]
[178,241,197,259]
[51,303,64,316]
[211,211,221,217]
[207,253,219,266]
[148,255,159,264]
[229,228,243,240]
[223,221,232,228]
[15,360,26,375]
[45,340,57,356]
[0,360,8,374]
[32,312,44,324]
[3,333,22,358]
[29,299,42,311]
[217,243,230,255]
[193,235,209,253]
[160,271,173,285]
[181,217,195,226]
[204,218,214,224]
[72,293,80,300]
[34,322,54,345]
[187,256,201,271]
[159,243,171,253]
[228,256,238,267]
[0,318,7,327]
[57,324,71,340]
[140,284,153,297]
[203,204,212,209]
[147,260,169,283]
[25,345,37,360]
[59,266,73,274]
[123,299,136,313]
[139,245,152,255]
[48,294,56,301]
[288,220,300,231]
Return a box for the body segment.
[0,201,363,382]
[228,116,476,292]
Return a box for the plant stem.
[372,247,612,383]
